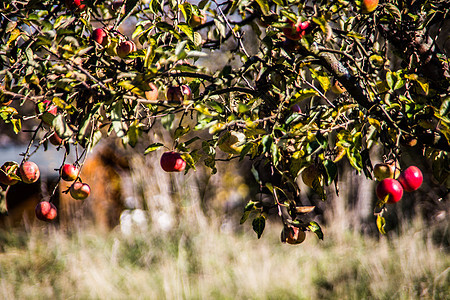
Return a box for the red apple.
[61,164,79,181]
[69,182,90,200]
[145,82,159,101]
[281,226,306,245]
[0,163,19,186]
[117,41,137,58]
[360,0,378,14]
[181,85,193,100]
[91,28,109,47]
[398,166,423,192]
[376,178,403,204]
[282,20,305,41]
[19,161,40,184]
[166,86,183,102]
[49,131,63,146]
[35,201,57,222]
[160,151,186,172]
[65,0,86,13]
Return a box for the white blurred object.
[120,209,149,236]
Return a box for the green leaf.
[376,215,387,235]
[161,114,175,131]
[174,126,190,140]
[323,159,337,186]
[252,215,266,239]
[308,221,324,240]
[111,101,125,138]
[144,143,164,154]
[255,0,270,16]
[240,201,256,224]
[53,114,73,139]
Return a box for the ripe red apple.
[49,131,63,146]
[373,160,400,181]
[282,20,309,41]
[376,178,403,204]
[117,41,137,58]
[0,163,19,186]
[35,100,58,125]
[281,226,306,245]
[61,164,79,181]
[166,85,192,102]
[19,161,40,184]
[65,0,86,12]
[166,86,183,102]
[360,0,379,14]
[69,182,91,200]
[282,20,303,41]
[181,85,193,100]
[398,166,423,192]
[35,201,57,222]
[160,152,186,172]
[145,82,159,101]
[91,28,109,47]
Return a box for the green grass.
[0,216,448,300]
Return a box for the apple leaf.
[252,215,266,239]
[53,114,73,140]
[240,200,256,224]
[144,143,164,155]
[308,221,323,240]
[255,0,270,16]
[376,215,387,235]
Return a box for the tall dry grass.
[0,211,448,299]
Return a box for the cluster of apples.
[91,27,137,59]
[374,160,423,204]
[61,164,91,200]
[0,161,40,186]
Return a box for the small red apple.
[61,164,79,181]
[398,166,423,192]
[19,161,40,184]
[160,151,186,172]
[360,0,379,14]
[166,86,183,102]
[69,182,91,200]
[65,0,86,13]
[281,226,306,245]
[145,82,159,101]
[181,85,193,100]
[49,131,63,146]
[376,178,403,204]
[0,163,19,186]
[35,201,57,222]
[91,28,109,47]
[283,20,304,41]
[117,41,137,58]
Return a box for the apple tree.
[0,0,449,241]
